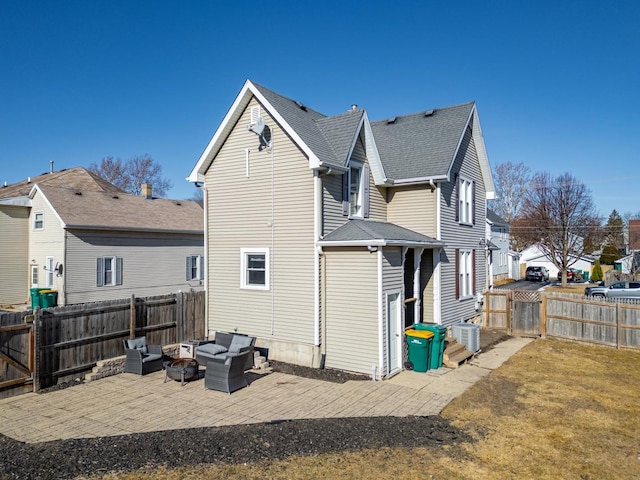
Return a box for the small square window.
[240,248,269,290]
[33,212,44,230]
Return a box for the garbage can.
[582,271,589,281]
[414,323,447,369]
[30,287,48,309]
[40,290,58,308]
[405,328,434,373]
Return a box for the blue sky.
[1,1,638,218]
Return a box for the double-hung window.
[97,256,123,287]
[33,212,44,230]
[457,176,475,225]
[186,255,204,281]
[46,256,54,288]
[342,160,370,218]
[456,249,475,299]
[240,248,269,290]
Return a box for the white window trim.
[349,160,364,218]
[240,248,270,290]
[45,256,54,288]
[458,176,473,225]
[33,211,44,230]
[187,254,202,281]
[97,256,122,287]
[459,249,473,299]
[31,265,39,288]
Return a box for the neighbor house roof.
[0,167,124,199]
[318,219,445,248]
[33,184,203,234]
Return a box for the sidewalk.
[0,337,533,444]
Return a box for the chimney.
[141,183,152,199]
[50,160,54,173]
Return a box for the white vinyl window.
[240,248,269,290]
[97,256,123,287]
[186,255,204,281]
[31,265,39,288]
[458,176,474,224]
[349,161,364,217]
[458,250,473,298]
[46,257,54,288]
[33,212,44,230]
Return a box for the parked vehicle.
[557,268,583,282]
[525,266,549,282]
[585,281,640,299]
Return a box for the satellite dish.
[247,115,272,151]
[252,116,265,136]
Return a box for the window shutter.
[455,249,460,299]
[186,257,191,281]
[199,255,204,280]
[471,181,476,225]
[363,163,370,218]
[96,258,104,287]
[116,257,123,285]
[342,172,349,216]
[454,173,459,222]
[472,249,477,294]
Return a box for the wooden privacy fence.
[484,289,640,350]
[0,290,205,399]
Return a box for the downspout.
[376,247,383,380]
[313,171,322,347]
[434,184,442,325]
[203,186,209,338]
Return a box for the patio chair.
[123,336,164,375]
[204,348,251,394]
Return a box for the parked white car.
[585,281,640,299]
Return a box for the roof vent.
[74,191,82,196]
[351,104,358,111]
[387,117,397,124]
[112,195,119,199]
[424,109,435,117]
[295,100,307,111]
[3,182,6,187]
[175,202,182,206]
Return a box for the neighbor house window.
[456,249,475,299]
[97,256,123,287]
[457,176,475,225]
[33,212,44,230]
[186,255,204,281]
[46,256,54,288]
[240,248,269,290]
[342,161,370,218]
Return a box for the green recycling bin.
[405,328,434,373]
[414,323,447,369]
[40,290,58,308]
[30,287,48,309]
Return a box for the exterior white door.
[386,291,401,375]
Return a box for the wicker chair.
[204,348,251,394]
[123,336,164,375]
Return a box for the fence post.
[616,302,622,350]
[506,291,512,335]
[176,292,184,343]
[129,294,136,339]
[33,309,41,393]
[540,293,547,338]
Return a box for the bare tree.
[517,172,600,286]
[88,154,173,197]
[189,188,204,207]
[489,161,532,222]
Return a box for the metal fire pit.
[164,358,199,386]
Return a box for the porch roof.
[318,219,445,248]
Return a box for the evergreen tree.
[591,258,603,282]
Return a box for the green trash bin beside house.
[414,323,448,369]
[405,329,434,373]
[39,290,58,308]
[30,287,48,309]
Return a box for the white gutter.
[388,175,448,186]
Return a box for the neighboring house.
[629,220,640,251]
[485,209,510,284]
[614,251,640,274]
[0,167,204,307]
[519,243,594,280]
[188,80,495,377]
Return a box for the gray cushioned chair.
[204,348,251,394]
[196,332,256,371]
[123,336,164,375]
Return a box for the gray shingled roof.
[0,167,124,199]
[37,184,204,233]
[252,82,362,169]
[370,102,475,181]
[486,209,509,227]
[319,219,444,247]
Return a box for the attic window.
[387,117,397,124]
[424,109,435,117]
[295,101,307,111]
[250,106,260,125]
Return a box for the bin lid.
[40,290,54,293]
[405,329,434,339]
